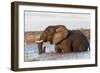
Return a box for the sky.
[25,11,91,31]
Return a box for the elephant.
[35,26,56,54]
[36,25,90,54]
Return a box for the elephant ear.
[52,26,68,44]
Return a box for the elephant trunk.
[35,40,44,54]
[38,42,43,54]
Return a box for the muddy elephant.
[36,25,90,54]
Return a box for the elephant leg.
[63,44,71,53]
[63,47,71,53]
[78,41,89,52]
[57,48,62,53]
[55,46,62,53]
[55,46,59,53]
[78,45,86,52]
[62,39,71,53]
[55,39,71,53]
[43,46,46,53]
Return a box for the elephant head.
[35,26,56,54]
[40,26,56,44]
[36,25,69,54]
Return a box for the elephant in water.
[35,25,90,54]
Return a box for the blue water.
[24,43,55,53]
[24,43,90,62]
[24,43,55,61]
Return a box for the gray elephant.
[36,25,90,54]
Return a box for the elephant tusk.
[35,40,43,43]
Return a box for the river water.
[24,43,90,62]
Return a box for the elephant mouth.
[35,40,43,43]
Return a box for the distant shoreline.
[24,29,90,44]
